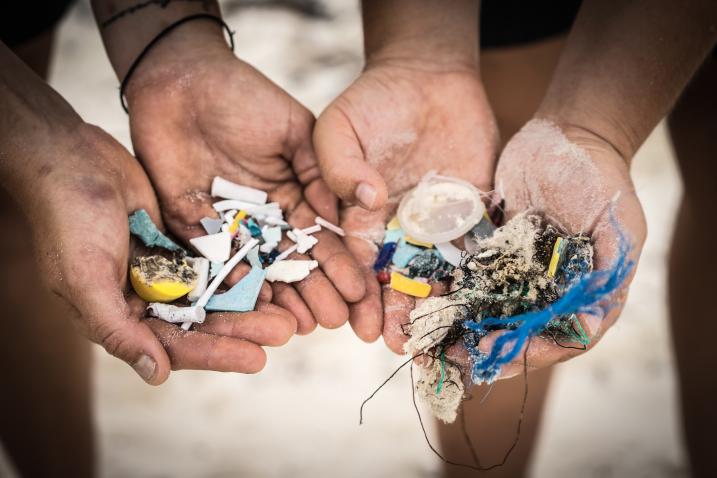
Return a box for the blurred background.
[0,0,686,476]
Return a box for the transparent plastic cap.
[397,172,485,244]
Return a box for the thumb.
[314,105,388,211]
[67,268,171,385]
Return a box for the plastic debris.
[228,210,248,235]
[384,228,405,244]
[186,257,210,302]
[315,216,345,236]
[200,217,224,235]
[463,213,498,252]
[195,239,260,309]
[211,176,268,204]
[386,216,401,230]
[548,236,566,278]
[128,209,184,252]
[389,271,432,298]
[301,225,321,235]
[435,242,463,267]
[392,240,423,268]
[290,228,319,254]
[130,256,197,303]
[377,270,391,284]
[405,236,433,248]
[189,232,231,263]
[147,303,206,324]
[273,244,298,263]
[265,259,318,283]
[373,242,398,272]
[247,246,262,269]
[209,261,224,278]
[397,172,485,243]
[205,266,266,312]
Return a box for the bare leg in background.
[436,36,565,478]
[0,31,95,478]
[668,56,717,478]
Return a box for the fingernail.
[356,182,377,209]
[132,354,156,382]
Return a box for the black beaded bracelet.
[119,13,235,113]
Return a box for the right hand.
[314,60,499,348]
[10,119,295,384]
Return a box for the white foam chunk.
[436,241,463,267]
[265,260,318,283]
[315,216,345,236]
[147,304,206,324]
[189,232,231,262]
[186,257,210,302]
[211,176,268,204]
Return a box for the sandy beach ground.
[0,1,688,476]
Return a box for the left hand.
[123,25,366,334]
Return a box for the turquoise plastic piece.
[205,266,266,312]
[128,209,184,252]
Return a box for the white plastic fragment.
[436,242,463,267]
[182,238,260,330]
[259,226,282,253]
[200,217,223,235]
[186,257,210,302]
[265,260,318,283]
[147,303,206,324]
[273,244,297,263]
[315,216,345,236]
[262,216,289,228]
[189,231,231,262]
[291,228,318,254]
[211,176,268,204]
[213,200,281,216]
[301,224,321,235]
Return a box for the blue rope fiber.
[464,221,634,384]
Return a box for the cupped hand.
[314,60,499,345]
[481,118,647,379]
[29,124,295,384]
[124,30,365,335]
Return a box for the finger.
[287,201,366,303]
[271,282,317,335]
[67,265,171,385]
[382,287,415,354]
[292,262,349,330]
[314,105,388,210]
[145,319,267,373]
[194,303,296,346]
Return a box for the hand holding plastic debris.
[314,64,499,342]
[124,53,366,333]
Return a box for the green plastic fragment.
[436,348,446,395]
[128,209,185,253]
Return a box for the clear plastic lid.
[397,172,485,244]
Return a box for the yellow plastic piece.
[405,236,434,248]
[386,216,401,230]
[229,210,248,234]
[547,237,565,278]
[390,272,432,298]
[130,265,195,303]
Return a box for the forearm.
[91,0,225,81]
[538,0,717,160]
[362,0,479,70]
[0,42,82,197]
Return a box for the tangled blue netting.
[463,221,634,384]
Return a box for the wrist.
[362,0,479,73]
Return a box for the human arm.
[90,0,366,334]
[314,0,500,344]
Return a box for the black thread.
[118,13,235,113]
[101,0,211,27]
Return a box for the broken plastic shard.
[373,242,397,271]
[128,209,184,252]
[147,303,206,324]
[247,246,262,269]
[209,261,224,278]
[186,257,210,302]
[129,256,197,303]
[273,244,298,263]
[463,213,497,253]
[392,240,423,268]
[211,176,268,204]
[435,242,462,267]
[397,172,485,243]
[548,236,566,278]
[291,228,318,254]
[390,271,431,298]
[265,260,318,283]
[189,232,231,262]
[205,266,266,312]
[383,228,404,244]
[200,217,224,235]
[315,216,345,236]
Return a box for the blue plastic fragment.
[263,226,282,244]
[209,261,224,278]
[392,239,423,268]
[245,218,262,238]
[128,209,184,252]
[373,242,398,271]
[205,266,266,312]
[247,246,262,269]
[384,228,404,244]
